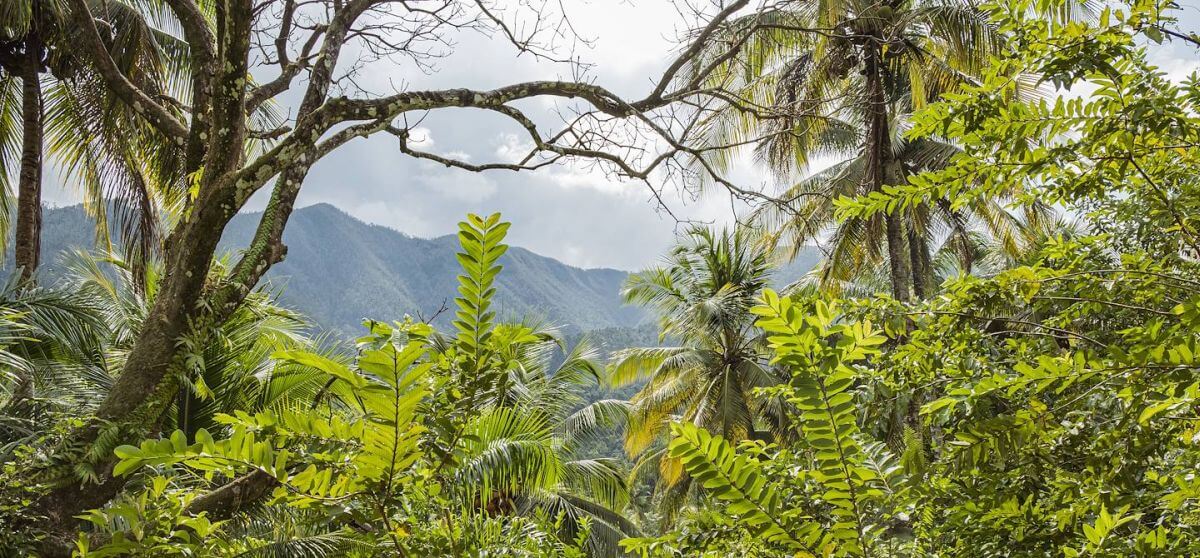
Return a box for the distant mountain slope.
[22,203,820,334]
[28,204,643,333]
[220,204,649,333]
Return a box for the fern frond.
[667,421,823,553]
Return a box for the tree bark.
[184,470,280,521]
[863,41,913,302]
[30,212,230,555]
[15,32,43,281]
[884,209,913,302]
[908,210,935,300]
[861,35,925,456]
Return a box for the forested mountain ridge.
[218,203,648,333]
[22,203,640,332]
[23,203,819,334]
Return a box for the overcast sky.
[43,0,1200,271]
[273,0,774,271]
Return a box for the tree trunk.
[884,210,913,302]
[15,33,43,281]
[30,208,231,554]
[183,470,280,520]
[908,208,935,300]
[863,41,913,302]
[862,36,925,457]
[26,3,261,549]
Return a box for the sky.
[276,0,774,271]
[41,0,771,271]
[42,0,1200,271]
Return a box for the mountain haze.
[22,204,819,334]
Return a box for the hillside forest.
[2,0,1200,556]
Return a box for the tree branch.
[162,0,215,64]
[184,470,280,521]
[65,0,190,142]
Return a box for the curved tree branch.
[65,0,190,142]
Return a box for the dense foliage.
[621,0,1200,556]
[2,0,1200,556]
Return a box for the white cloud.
[245,0,749,269]
[494,133,535,162]
[545,165,636,196]
[408,127,435,147]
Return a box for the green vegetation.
[1,0,1200,556]
[1,0,196,282]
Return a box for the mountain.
[27,204,643,333]
[20,203,820,334]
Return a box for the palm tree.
[691,0,1042,300]
[755,131,1054,297]
[247,318,635,557]
[609,226,784,508]
[425,319,637,556]
[0,0,194,281]
[64,249,328,437]
[0,248,329,462]
[1,0,50,279]
[0,274,108,455]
